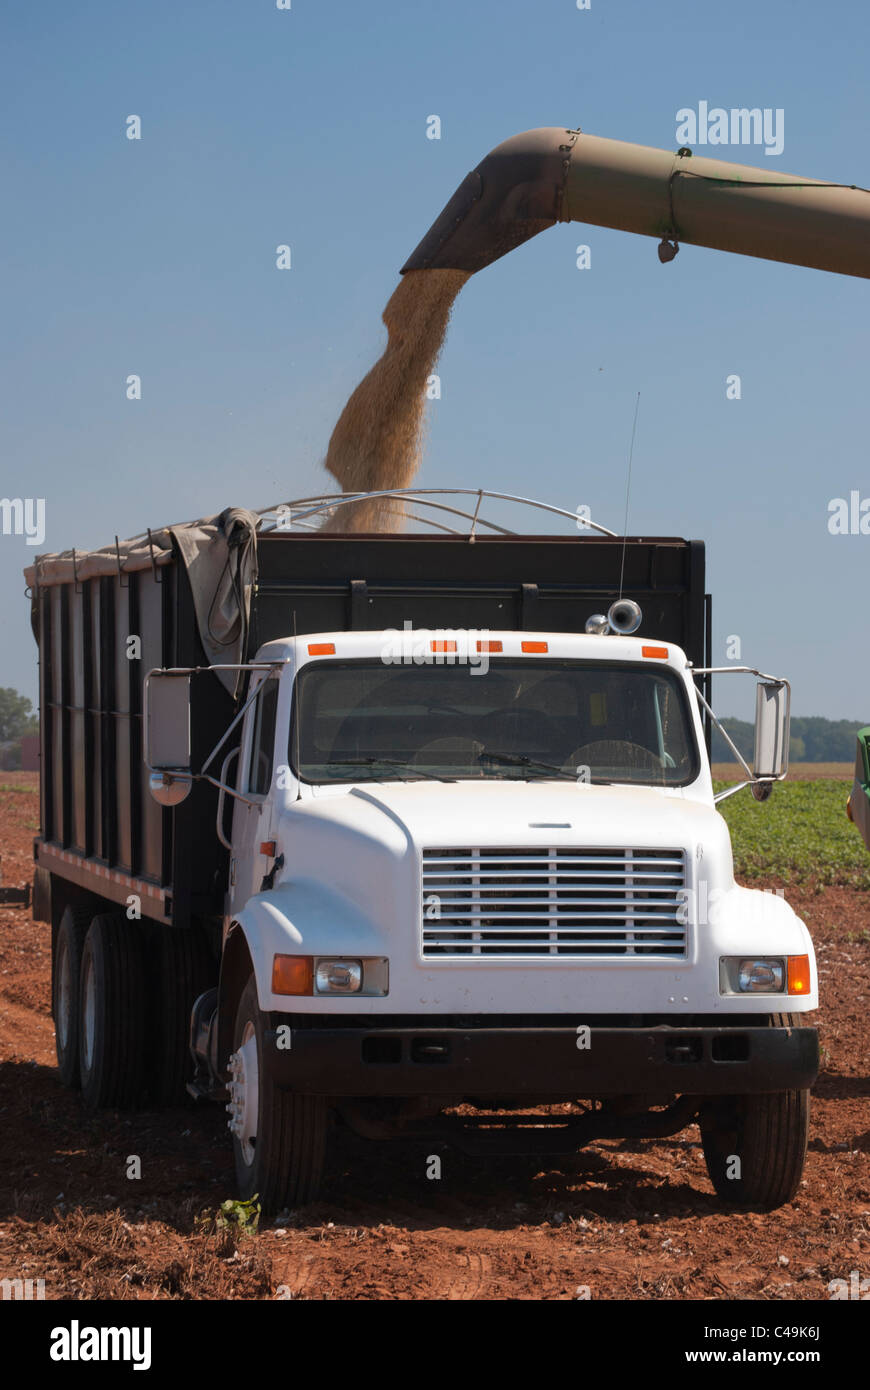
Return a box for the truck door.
[229,671,280,916]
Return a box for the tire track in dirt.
[446,1249,492,1299]
[272,1250,326,1300]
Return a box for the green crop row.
[713,778,870,889]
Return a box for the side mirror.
[754,680,790,781]
[145,671,192,806]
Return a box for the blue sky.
[2,0,868,721]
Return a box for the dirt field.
[1,772,868,1301]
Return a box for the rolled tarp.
[25,507,259,696]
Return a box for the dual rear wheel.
[52,904,212,1108]
[52,906,89,1088]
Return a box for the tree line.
[0,687,39,770]
[712,715,866,764]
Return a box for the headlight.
[271,954,389,996]
[315,959,362,994]
[719,955,810,995]
[738,959,785,993]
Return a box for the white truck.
[28,491,817,1214]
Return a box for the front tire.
[228,977,327,1214]
[699,1014,810,1210]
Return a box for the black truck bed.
[31,530,709,930]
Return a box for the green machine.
[847,727,870,851]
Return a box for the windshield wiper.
[477,750,580,781]
[323,757,454,782]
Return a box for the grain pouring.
[322,268,470,531]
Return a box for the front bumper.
[263,1018,819,1097]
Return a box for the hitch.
[0,883,31,908]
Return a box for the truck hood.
[343,779,721,850]
[280,780,733,900]
[250,779,811,1017]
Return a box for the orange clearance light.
[642,645,669,660]
[259,840,277,857]
[477,640,503,653]
[430,639,457,653]
[308,642,335,656]
[787,955,811,996]
[522,641,548,653]
[272,954,313,996]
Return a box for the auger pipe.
[401,127,870,280]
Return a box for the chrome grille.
[421,847,687,958]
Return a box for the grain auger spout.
[401,126,870,279]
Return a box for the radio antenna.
[292,609,302,800]
[618,391,641,600]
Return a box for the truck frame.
[28,490,817,1214]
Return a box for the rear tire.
[52,906,90,1088]
[699,1013,810,1210]
[79,913,148,1109]
[229,976,328,1215]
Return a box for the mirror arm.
[200,661,287,775]
[713,779,753,805]
[693,684,755,781]
[202,770,259,808]
[146,765,259,808]
[143,660,287,781]
[691,666,791,797]
[692,664,790,684]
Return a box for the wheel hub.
[226,1023,259,1166]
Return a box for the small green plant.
[217,1196,261,1235]
[196,1195,261,1237]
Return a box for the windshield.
[291,658,699,786]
